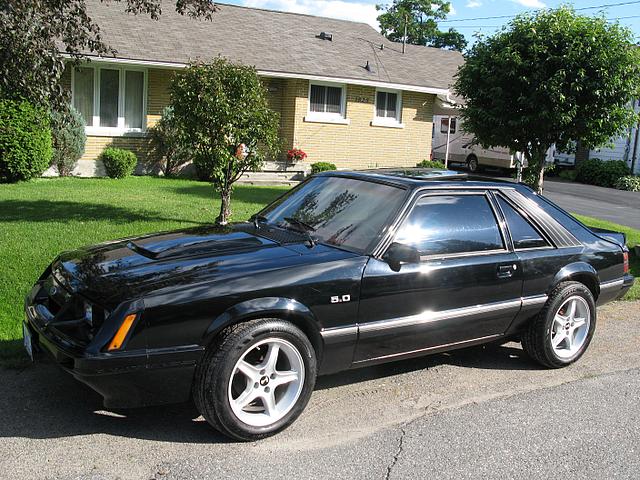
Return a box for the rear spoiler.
[589,227,627,248]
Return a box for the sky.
[224,0,640,47]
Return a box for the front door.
[354,191,523,364]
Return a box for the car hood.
[52,224,316,307]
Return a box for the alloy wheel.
[228,338,305,427]
[550,295,591,359]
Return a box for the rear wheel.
[194,319,317,441]
[467,155,480,173]
[522,281,596,368]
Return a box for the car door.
[354,190,524,364]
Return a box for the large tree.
[0,0,215,110]
[170,58,280,225]
[455,7,640,192]
[376,0,467,52]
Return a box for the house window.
[72,65,146,134]
[373,89,402,127]
[440,117,456,134]
[305,82,348,124]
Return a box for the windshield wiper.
[251,214,269,229]
[283,217,317,247]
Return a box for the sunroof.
[375,168,467,179]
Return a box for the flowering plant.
[286,148,307,163]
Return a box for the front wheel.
[522,281,596,368]
[194,319,317,441]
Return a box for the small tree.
[377,0,467,52]
[148,107,190,177]
[454,7,640,192]
[170,58,280,224]
[51,105,86,176]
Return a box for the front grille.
[32,275,107,346]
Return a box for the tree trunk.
[216,188,231,225]
[536,154,546,194]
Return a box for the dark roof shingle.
[83,1,463,91]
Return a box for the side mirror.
[383,242,420,271]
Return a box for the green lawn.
[0,177,287,365]
[0,177,637,366]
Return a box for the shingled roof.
[82,1,464,93]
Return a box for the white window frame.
[304,81,349,125]
[71,63,148,136]
[372,88,403,128]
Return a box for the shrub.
[148,107,190,177]
[615,175,640,192]
[310,162,337,174]
[50,106,86,176]
[101,148,138,179]
[576,158,630,188]
[0,99,52,182]
[416,159,446,168]
[558,169,577,181]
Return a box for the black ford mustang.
[24,170,634,440]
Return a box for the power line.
[441,14,640,29]
[439,0,640,23]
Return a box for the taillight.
[107,314,137,351]
[623,251,629,274]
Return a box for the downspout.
[445,115,451,168]
[631,99,640,175]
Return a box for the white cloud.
[465,0,482,8]
[511,0,546,7]
[241,0,381,30]
[449,3,457,15]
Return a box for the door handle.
[497,264,517,279]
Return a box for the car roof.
[319,168,526,191]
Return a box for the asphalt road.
[0,301,639,479]
[543,179,640,230]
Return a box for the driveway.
[543,179,640,230]
[0,301,639,479]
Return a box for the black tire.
[193,318,317,441]
[467,155,480,173]
[521,281,596,368]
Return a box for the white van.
[432,115,525,172]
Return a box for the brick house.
[62,1,463,177]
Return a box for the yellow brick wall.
[283,79,434,170]
[66,66,434,169]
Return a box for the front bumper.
[24,297,203,409]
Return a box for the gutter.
[61,54,451,96]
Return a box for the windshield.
[259,176,407,253]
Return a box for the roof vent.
[364,60,375,73]
[318,31,333,41]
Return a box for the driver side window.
[394,194,505,257]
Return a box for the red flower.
[287,148,307,162]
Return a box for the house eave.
[62,54,451,96]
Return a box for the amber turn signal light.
[107,314,137,351]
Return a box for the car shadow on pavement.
[316,342,540,391]
[0,342,539,443]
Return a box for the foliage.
[416,159,445,168]
[50,105,86,176]
[287,148,307,163]
[557,169,577,182]
[310,162,337,174]
[575,159,630,188]
[148,107,191,177]
[615,175,640,192]
[0,99,52,183]
[170,58,280,224]
[376,0,466,51]
[0,177,288,366]
[100,148,138,179]
[0,0,216,110]
[454,6,640,193]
